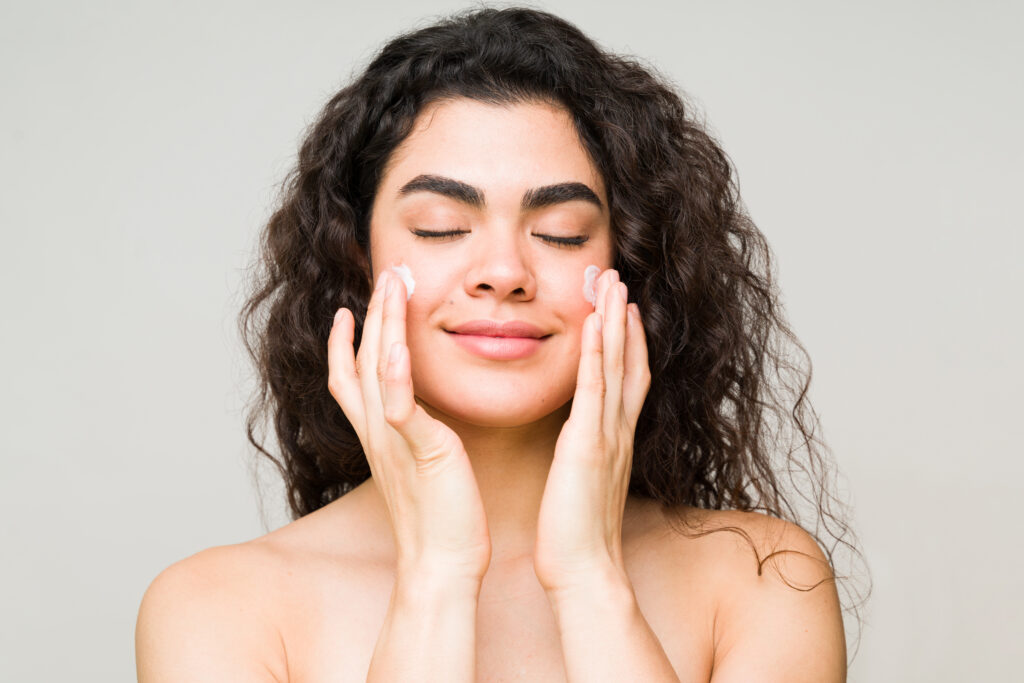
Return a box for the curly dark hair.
[237,3,870,663]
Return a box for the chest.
[280,558,714,683]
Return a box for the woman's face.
[367,97,613,427]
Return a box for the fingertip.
[629,304,646,337]
[330,308,352,342]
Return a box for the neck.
[353,399,573,569]
[349,400,657,574]
[427,400,572,566]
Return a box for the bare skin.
[242,488,723,683]
[136,97,845,682]
[142,482,838,683]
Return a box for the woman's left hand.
[534,267,652,596]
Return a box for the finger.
[372,271,452,463]
[567,310,605,440]
[603,279,628,433]
[381,341,452,462]
[357,269,389,440]
[622,303,652,430]
[596,268,616,318]
[382,340,415,427]
[327,307,368,441]
[592,267,615,384]
[378,268,408,407]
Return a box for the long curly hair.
[237,4,870,663]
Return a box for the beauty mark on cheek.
[583,264,601,307]
[388,263,416,300]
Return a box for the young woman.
[137,7,868,682]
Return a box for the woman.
[137,7,868,682]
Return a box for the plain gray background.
[2,0,1021,680]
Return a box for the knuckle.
[409,422,449,457]
[383,401,410,426]
[327,376,341,400]
[354,355,369,379]
[413,443,455,473]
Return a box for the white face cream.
[388,263,415,300]
[583,264,601,307]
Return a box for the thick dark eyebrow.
[397,174,603,211]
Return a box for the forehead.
[378,97,607,204]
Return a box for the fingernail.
[334,309,346,326]
[385,274,394,297]
[375,271,388,291]
[619,282,628,302]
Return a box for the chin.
[415,387,572,429]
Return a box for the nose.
[462,227,537,301]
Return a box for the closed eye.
[411,229,588,249]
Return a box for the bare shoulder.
[668,507,846,682]
[135,541,290,682]
[671,508,836,583]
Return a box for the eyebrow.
[397,174,604,211]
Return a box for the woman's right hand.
[328,268,491,583]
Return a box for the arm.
[366,566,483,682]
[547,566,681,683]
[709,520,847,682]
[135,546,287,683]
[545,518,846,683]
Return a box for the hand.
[328,268,492,581]
[533,268,652,594]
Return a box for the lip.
[446,320,549,338]
[446,331,547,360]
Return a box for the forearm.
[547,569,681,683]
[367,569,482,682]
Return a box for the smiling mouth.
[444,330,550,360]
[444,330,553,339]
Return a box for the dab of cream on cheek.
[388,263,416,300]
[583,265,601,307]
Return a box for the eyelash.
[412,229,589,249]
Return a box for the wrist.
[542,562,634,613]
[395,563,485,604]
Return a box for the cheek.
[567,266,602,318]
[548,291,594,351]
[398,260,449,302]
[389,263,416,299]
